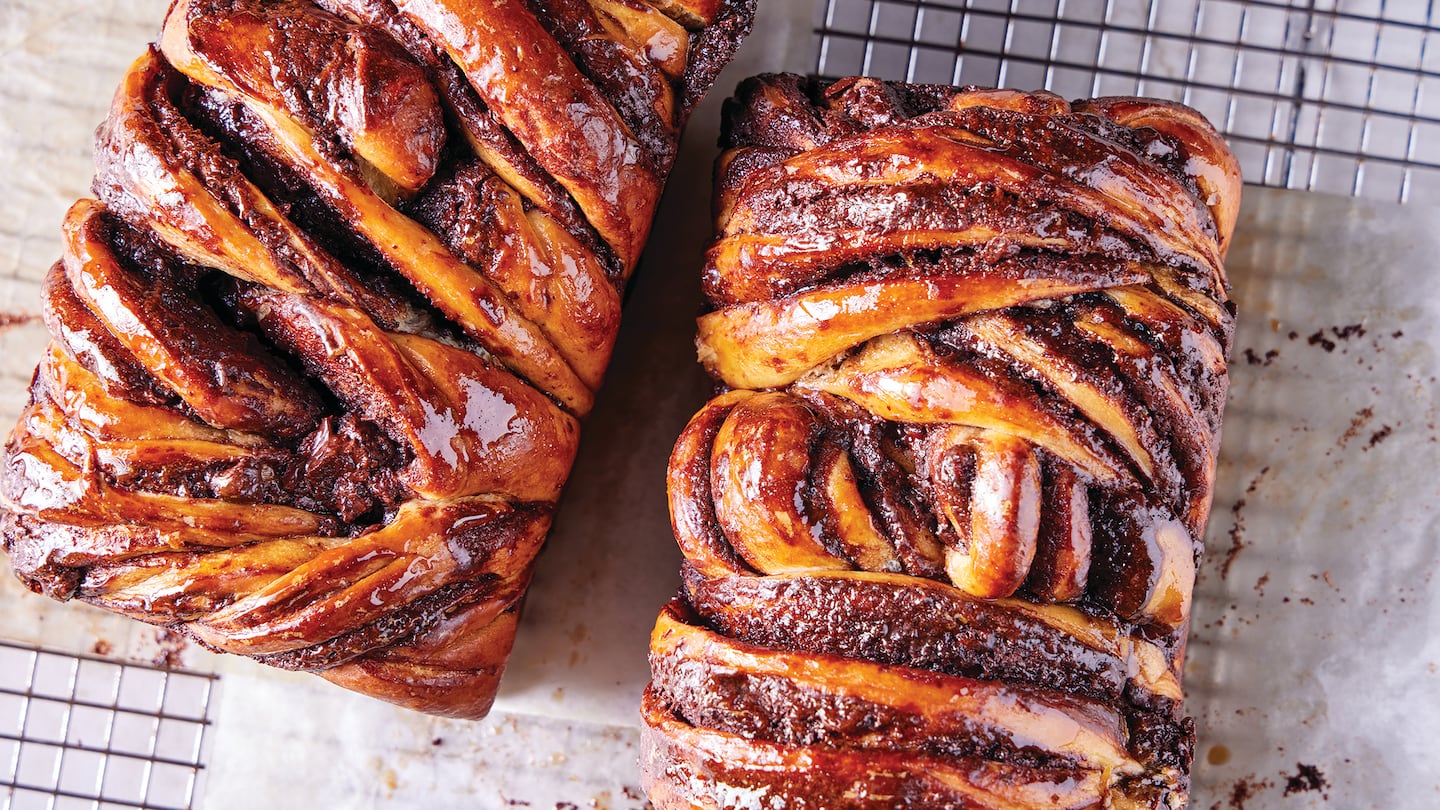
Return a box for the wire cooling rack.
[814,0,1440,205]
[0,641,216,810]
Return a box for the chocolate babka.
[643,74,1241,807]
[1,0,752,719]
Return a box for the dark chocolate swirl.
[643,74,1241,807]
[1,0,753,719]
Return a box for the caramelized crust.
[1,0,753,718]
[645,75,1240,806]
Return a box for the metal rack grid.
[0,641,216,810]
[813,0,1440,205]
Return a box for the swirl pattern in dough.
[1,0,753,719]
[644,74,1241,807]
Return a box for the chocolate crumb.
[1287,330,1299,340]
[1338,407,1375,449]
[1220,467,1270,579]
[1282,763,1329,796]
[1242,348,1280,366]
[1227,776,1272,809]
[431,737,443,746]
[1222,499,1246,579]
[557,803,579,810]
[1364,424,1393,450]
[1392,330,1404,339]
[1331,324,1366,340]
[1307,330,1336,352]
[152,627,187,669]
[1246,467,1269,495]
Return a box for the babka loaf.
[1,0,752,719]
[643,74,1241,807]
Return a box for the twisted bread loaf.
[2,0,752,718]
[643,75,1240,807]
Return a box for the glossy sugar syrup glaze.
[0,0,753,719]
[644,74,1241,808]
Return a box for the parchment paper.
[1186,190,1440,807]
[1,0,1437,807]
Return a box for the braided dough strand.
[646,75,1240,806]
[3,0,755,718]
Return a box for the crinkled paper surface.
[0,1,1435,806]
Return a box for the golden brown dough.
[1,0,753,719]
[644,74,1241,807]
